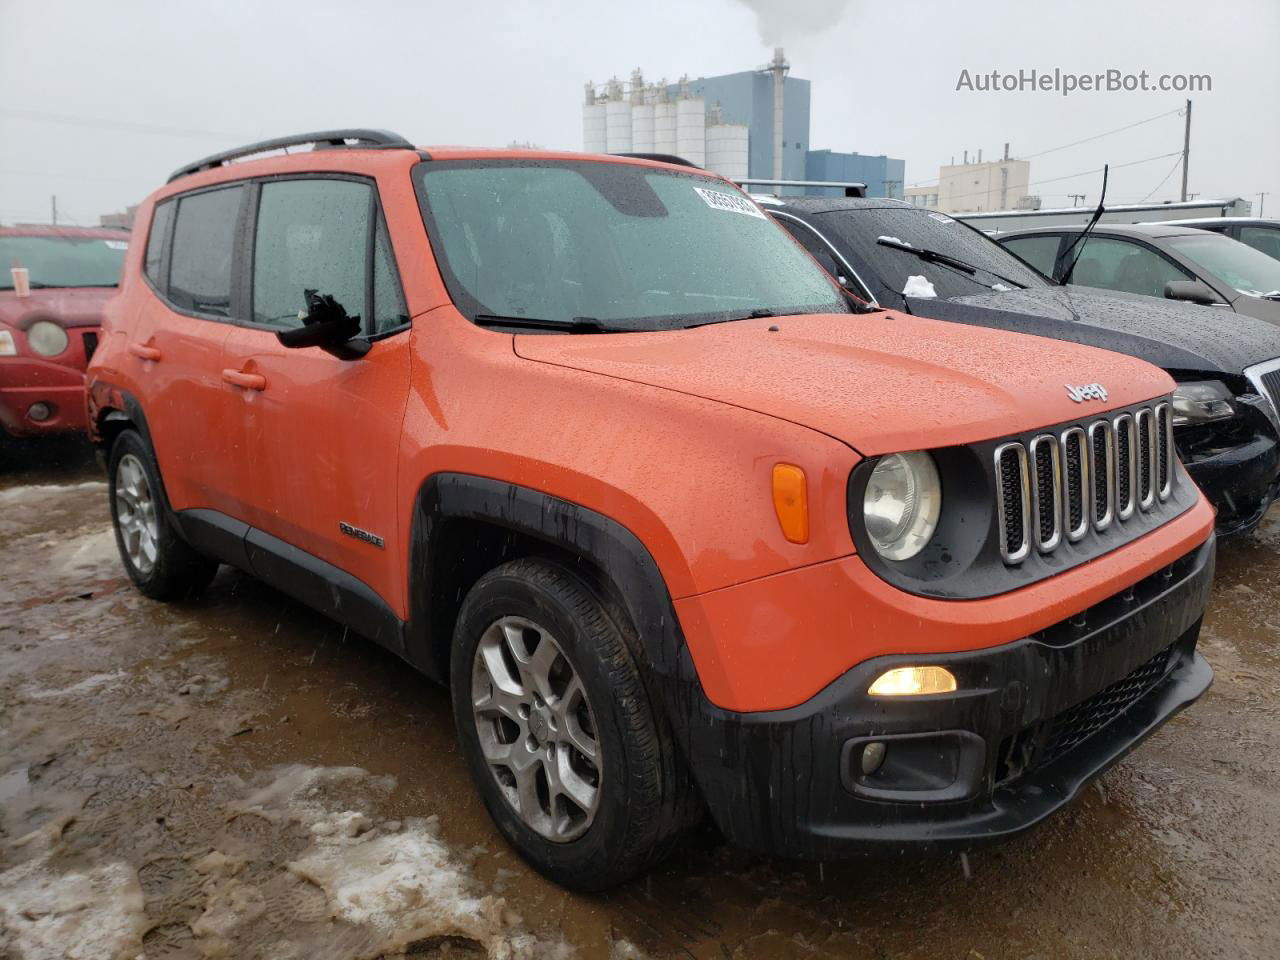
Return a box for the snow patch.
[902,275,938,298]
[26,671,123,700]
[877,235,909,247]
[51,529,120,576]
[0,482,107,505]
[991,283,1013,292]
[0,858,146,960]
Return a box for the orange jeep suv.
[87,130,1216,890]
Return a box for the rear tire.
[451,557,697,890]
[108,429,217,600]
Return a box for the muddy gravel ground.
[2,445,1278,960]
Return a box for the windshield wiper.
[684,308,780,329]
[473,314,619,334]
[876,236,1027,290]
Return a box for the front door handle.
[128,343,162,362]
[221,369,267,391]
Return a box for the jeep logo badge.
[1065,382,1108,403]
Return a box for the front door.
[221,176,413,614]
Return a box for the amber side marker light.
[868,666,958,697]
[772,463,809,544]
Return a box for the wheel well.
[425,517,629,678]
[96,411,133,453]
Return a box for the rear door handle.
[221,369,267,391]
[129,343,162,362]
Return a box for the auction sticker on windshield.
[693,186,766,220]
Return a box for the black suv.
[765,196,1280,536]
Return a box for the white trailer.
[957,197,1253,234]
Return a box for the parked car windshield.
[819,206,1050,300]
[1165,232,1280,297]
[416,160,848,330]
[0,234,128,289]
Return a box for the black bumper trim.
[676,535,1215,859]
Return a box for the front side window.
[169,186,244,316]
[416,160,846,331]
[0,234,127,290]
[1067,236,1192,297]
[818,207,1049,301]
[1000,234,1061,278]
[252,179,371,329]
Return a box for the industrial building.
[905,147,1034,214]
[582,50,905,197]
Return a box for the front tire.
[108,429,217,600]
[451,557,697,890]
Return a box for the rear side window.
[169,186,243,316]
[144,200,173,288]
[1067,236,1192,296]
[1001,235,1061,278]
[252,179,370,329]
[1240,226,1280,262]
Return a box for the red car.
[0,225,129,440]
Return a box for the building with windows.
[905,148,1033,214]
[582,50,905,197]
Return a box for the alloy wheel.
[115,453,159,576]
[471,615,603,842]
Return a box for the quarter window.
[169,186,243,316]
[144,200,174,289]
[252,179,371,330]
[1001,235,1061,277]
[371,212,409,334]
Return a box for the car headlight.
[1171,380,1234,426]
[862,451,942,561]
[0,329,16,357]
[27,320,69,357]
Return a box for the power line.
[1140,155,1184,203]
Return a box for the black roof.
[756,196,914,215]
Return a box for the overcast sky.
[2,0,1276,225]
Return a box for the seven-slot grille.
[995,401,1174,564]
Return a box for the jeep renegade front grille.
[994,402,1174,564]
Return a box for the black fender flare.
[405,473,701,693]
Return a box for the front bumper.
[679,534,1215,859]
[0,356,91,437]
[1184,434,1280,537]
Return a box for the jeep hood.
[912,284,1280,375]
[0,287,116,331]
[514,312,1173,455]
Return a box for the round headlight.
[27,320,69,357]
[863,451,942,561]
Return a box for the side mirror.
[1165,279,1221,306]
[275,290,370,359]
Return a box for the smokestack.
[963,150,969,164]
[770,47,789,181]
[978,148,983,163]
[1003,142,1010,161]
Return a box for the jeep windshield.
[819,206,1050,301]
[415,159,849,331]
[0,235,128,289]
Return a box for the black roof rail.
[610,152,702,169]
[168,129,415,183]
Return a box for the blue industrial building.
[663,56,904,198]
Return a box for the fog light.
[868,665,957,697]
[861,741,887,776]
[27,402,51,422]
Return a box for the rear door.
[128,186,245,512]
[221,175,413,613]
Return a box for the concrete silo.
[604,78,632,153]
[705,104,749,181]
[675,77,705,168]
[653,80,677,154]
[631,79,655,154]
[582,82,607,154]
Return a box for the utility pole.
[1068,193,1087,207]
[1258,192,1269,218]
[51,194,57,226]
[1180,98,1191,202]
[883,180,901,199]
